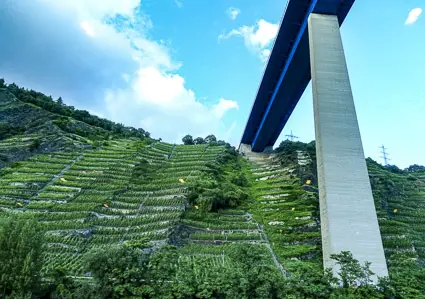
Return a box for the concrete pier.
[308,13,388,280]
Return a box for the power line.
[285,130,299,141]
[379,145,391,166]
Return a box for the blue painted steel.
[251,0,318,151]
[241,0,356,152]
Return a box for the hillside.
[0,81,150,169]
[1,82,425,298]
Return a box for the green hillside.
[1,82,425,298]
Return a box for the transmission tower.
[379,145,391,166]
[285,130,299,141]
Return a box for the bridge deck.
[241,0,355,152]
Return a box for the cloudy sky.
[0,0,424,168]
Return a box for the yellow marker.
[60,178,67,182]
[393,209,398,213]
[179,178,185,183]
[17,202,23,207]
[194,205,199,209]
[306,180,311,185]
[103,204,109,208]
[291,208,295,211]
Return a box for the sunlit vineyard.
[2,134,425,283]
[0,139,227,276]
[368,160,425,264]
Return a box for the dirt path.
[32,152,85,200]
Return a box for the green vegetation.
[0,216,44,298]
[182,134,229,146]
[0,218,397,298]
[0,122,25,140]
[1,82,425,297]
[273,140,425,297]
[2,80,150,139]
[185,146,248,212]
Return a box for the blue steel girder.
[241,0,355,152]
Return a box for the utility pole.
[379,145,391,166]
[285,130,299,141]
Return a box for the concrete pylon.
[308,13,388,280]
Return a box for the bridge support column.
[308,13,388,280]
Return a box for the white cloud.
[174,0,183,8]
[40,0,140,20]
[213,98,239,118]
[80,21,95,37]
[219,19,278,61]
[405,8,422,25]
[104,67,238,141]
[132,38,180,71]
[0,0,238,143]
[226,7,240,20]
[260,49,271,62]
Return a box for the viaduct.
[239,0,388,279]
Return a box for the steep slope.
[368,159,425,264]
[272,141,425,275]
[1,82,425,297]
[0,89,98,167]
[0,139,227,276]
[0,83,151,169]
[244,151,322,273]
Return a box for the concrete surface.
[308,13,388,280]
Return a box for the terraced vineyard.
[368,160,425,265]
[172,148,321,279]
[0,140,227,276]
[3,81,425,297]
[2,131,425,281]
[243,150,322,274]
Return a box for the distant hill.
[0,79,151,168]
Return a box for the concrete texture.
[308,13,388,280]
[239,143,276,164]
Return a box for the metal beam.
[251,0,318,152]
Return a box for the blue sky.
[0,0,423,168]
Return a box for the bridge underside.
[241,0,356,152]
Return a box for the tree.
[43,266,97,299]
[182,134,194,145]
[384,253,425,298]
[283,267,335,298]
[56,96,64,106]
[205,134,217,144]
[0,78,5,88]
[84,240,150,298]
[405,164,425,173]
[0,216,44,298]
[330,251,374,288]
[194,137,205,145]
[29,138,41,152]
[146,246,179,297]
[386,164,404,174]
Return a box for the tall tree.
[405,164,425,173]
[0,216,44,298]
[56,96,63,106]
[204,134,217,144]
[194,137,205,145]
[84,241,150,298]
[182,134,194,145]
